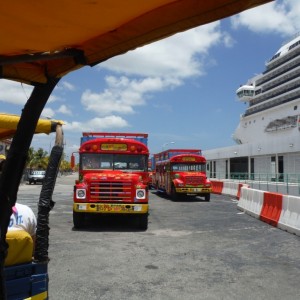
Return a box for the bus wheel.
[171,184,179,201]
[137,214,148,230]
[73,211,85,228]
[205,194,211,202]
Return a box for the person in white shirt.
[5,203,37,266]
[8,203,37,241]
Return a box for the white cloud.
[81,23,231,117]
[57,104,72,115]
[41,108,55,119]
[81,76,179,116]
[231,0,300,36]
[64,116,129,132]
[99,22,223,78]
[0,80,32,105]
[47,94,60,103]
[0,79,59,105]
[60,81,76,91]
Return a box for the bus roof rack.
[82,132,148,138]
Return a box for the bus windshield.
[81,153,147,171]
[171,163,206,172]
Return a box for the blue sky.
[1,0,300,160]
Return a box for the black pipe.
[0,78,60,299]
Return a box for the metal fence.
[209,173,300,197]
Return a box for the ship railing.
[209,172,300,197]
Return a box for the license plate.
[78,204,87,210]
[134,205,142,212]
[98,204,132,212]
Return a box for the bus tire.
[137,214,148,230]
[171,184,179,201]
[73,211,85,228]
[205,194,210,202]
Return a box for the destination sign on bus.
[182,157,196,161]
[101,143,128,151]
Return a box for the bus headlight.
[136,189,146,199]
[76,189,86,199]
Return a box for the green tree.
[26,147,35,167]
[27,147,48,169]
[26,147,73,172]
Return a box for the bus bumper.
[73,203,148,214]
[175,187,212,194]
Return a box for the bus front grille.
[89,181,132,201]
[185,176,205,185]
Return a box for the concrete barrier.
[211,181,223,194]
[238,187,264,218]
[236,183,245,200]
[278,195,300,236]
[213,180,300,237]
[260,192,282,227]
[222,181,233,196]
[221,182,250,200]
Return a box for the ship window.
[255,89,262,95]
[294,105,297,110]
[253,120,256,123]
[262,117,264,120]
[249,121,251,124]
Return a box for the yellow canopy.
[0,113,64,140]
[0,0,273,86]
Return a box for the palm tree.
[27,147,48,169]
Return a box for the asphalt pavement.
[17,173,300,300]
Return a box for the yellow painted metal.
[0,113,64,140]
[73,203,148,214]
[24,291,48,300]
[176,187,212,193]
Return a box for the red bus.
[153,149,212,201]
[72,132,149,230]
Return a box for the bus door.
[161,164,167,188]
[166,163,172,194]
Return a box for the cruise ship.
[203,33,300,180]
